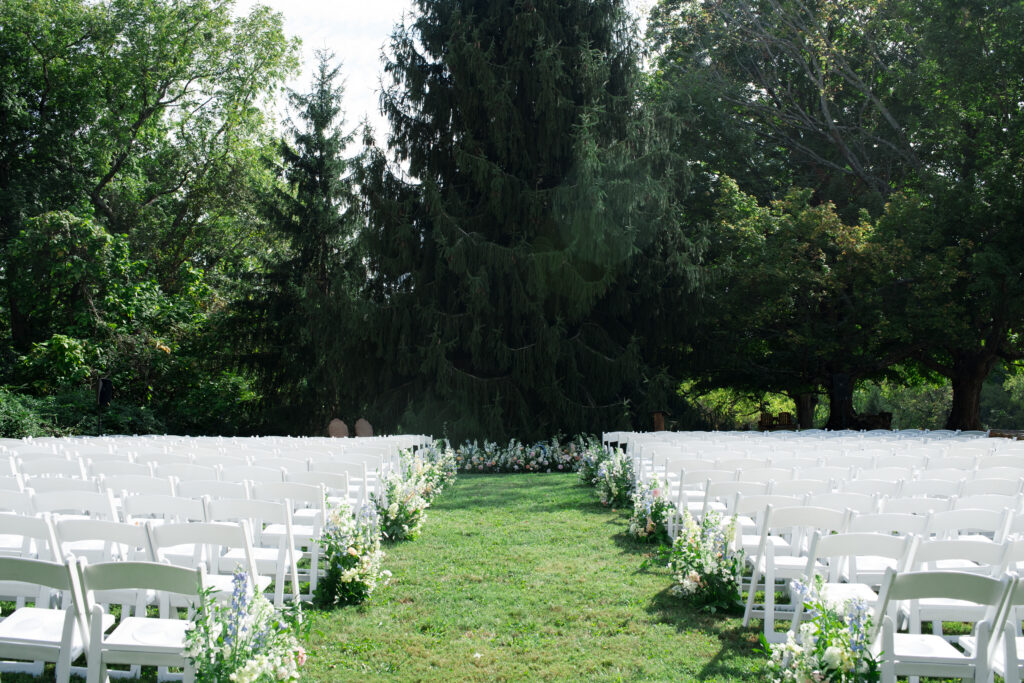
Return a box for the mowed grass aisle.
[304,474,765,681]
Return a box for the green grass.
[302,473,764,681]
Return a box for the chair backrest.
[736,466,794,483]
[153,462,219,481]
[32,489,118,520]
[926,507,1012,542]
[251,481,325,508]
[54,518,153,562]
[16,456,84,479]
[0,512,60,559]
[0,489,35,515]
[220,464,284,485]
[75,558,206,618]
[871,567,1011,641]
[880,495,953,515]
[805,491,878,514]
[88,459,152,478]
[912,538,1009,574]
[122,493,206,524]
[23,476,100,494]
[754,504,850,558]
[959,477,1023,497]
[767,478,830,497]
[847,511,929,536]
[147,520,258,579]
[898,478,961,499]
[953,494,1023,513]
[174,478,248,501]
[805,530,916,583]
[101,474,175,498]
[839,478,903,497]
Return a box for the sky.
[235,0,656,147]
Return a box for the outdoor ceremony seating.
[71,559,204,683]
[872,568,1011,682]
[0,556,92,682]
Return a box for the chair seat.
[103,616,188,655]
[0,607,80,647]
[754,555,816,576]
[959,634,1020,678]
[891,632,972,661]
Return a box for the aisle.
[303,474,763,681]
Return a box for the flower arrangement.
[594,447,633,507]
[627,477,675,545]
[416,443,459,495]
[314,500,389,608]
[667,509,744,613]
[762,575,880,682]
[372,467,430,541]
[577,441,610,486]
[453,435,599,474]
[184,571,307,682]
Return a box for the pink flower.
[295,646,307,666]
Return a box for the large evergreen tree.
[248,52,365,433]
[360,0,684,440]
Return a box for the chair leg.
[743,564,762,627]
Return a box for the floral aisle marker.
[184,571,307,682]
[372,444,458,542]
[314,500,389,608]
[762,575,880,682]
[595,447,633,507]
[627,477,675,545]
[667,509,744,613]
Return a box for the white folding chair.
[0,556,98,682]
[204,497,300,606]
[147,520,269,600]
[960,574,1024,683]
[898,478,961,499]
[71,559,204,683]
[871,568,1011,682]
[790,531,916,638]
[250,481,326,595]
[742,504,849,643]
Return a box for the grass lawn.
[302,473,764,681]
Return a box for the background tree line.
[1,0,1021,440]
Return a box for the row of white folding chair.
[0,554,207,682]
[2,482,327,577]
[0,504,300,610]
[742,506,1019,644]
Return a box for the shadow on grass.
[645,586,765,679]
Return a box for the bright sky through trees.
[235,0,655,144]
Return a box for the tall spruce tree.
[360,0,682,440]
[250,52,364,433]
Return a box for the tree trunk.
[945,352,998,430]
[824,373,856,430]
[795,392,818,429]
